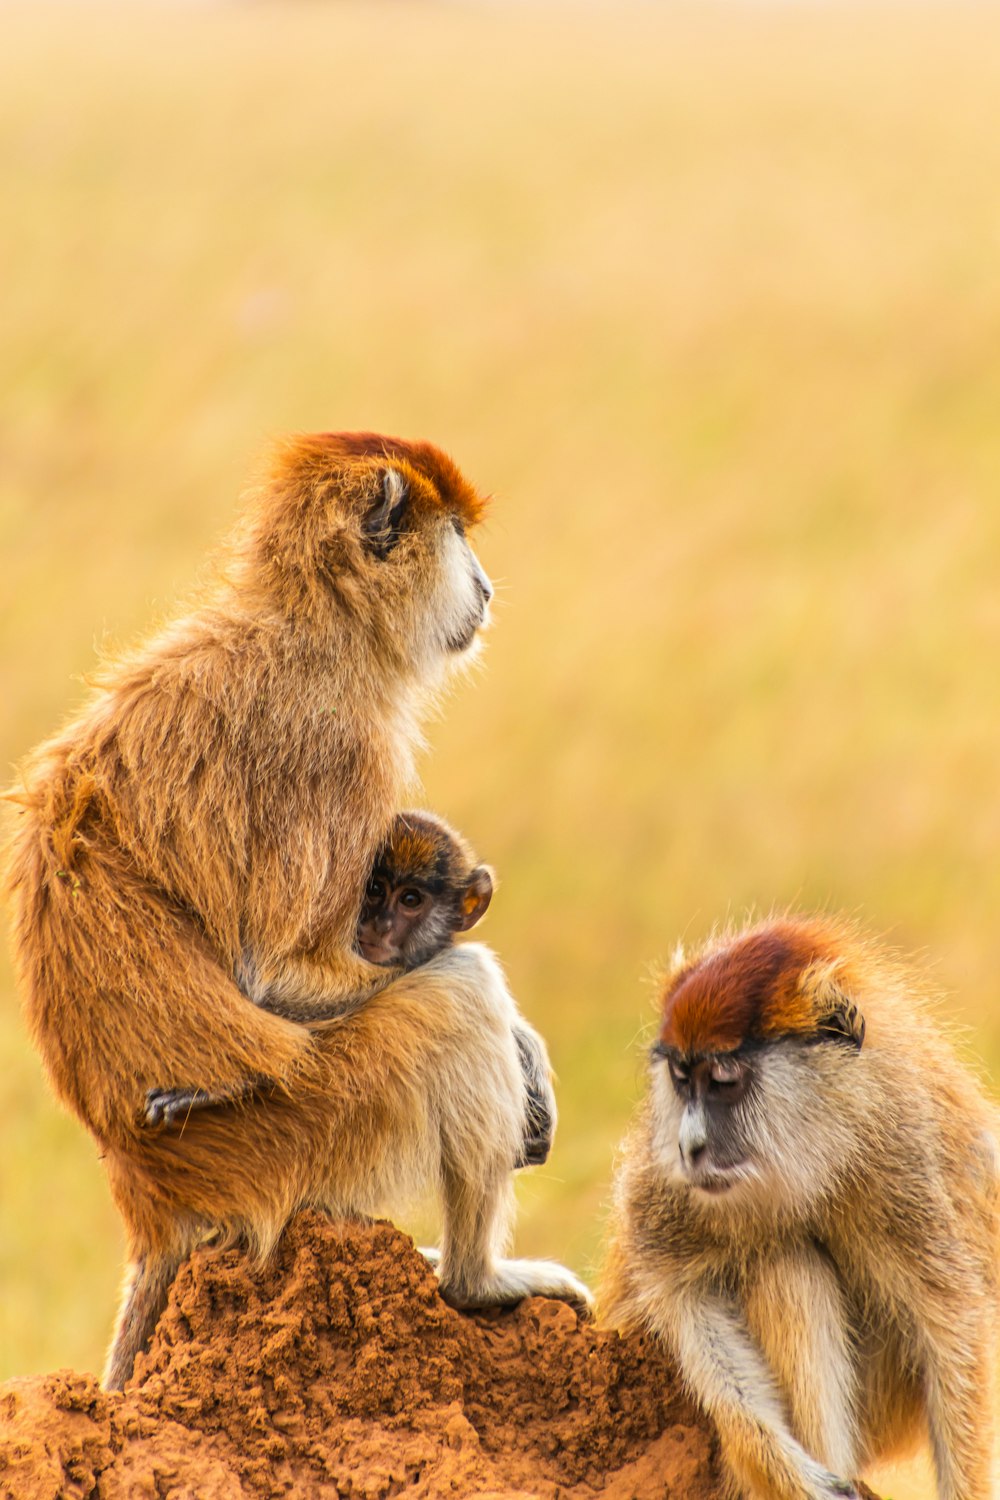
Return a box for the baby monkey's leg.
[428,945,591,1314]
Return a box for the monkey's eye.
[667,1056,691,1091]
[708,1057,745,1093]
[366,879,386,904]
[399,888,425,910]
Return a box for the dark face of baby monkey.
[356,811,493,969]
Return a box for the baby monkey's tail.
[103,1251,181,1390]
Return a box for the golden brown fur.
[602,915,1000,1500]
[4,431,589,1389]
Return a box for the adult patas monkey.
[603,915,999,1500]
[4,432,589,1389]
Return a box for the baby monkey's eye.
[366,879,386,904]
[399,888,425,910]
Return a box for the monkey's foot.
[440,1258,594,1319]
[143,1087,222,1129]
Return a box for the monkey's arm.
[243,946,401,1021]
[743,1250,859,1483]
[141,948,403,1129]
[638,1279,859,1500]
[903,1250,997,1500]
[512,1023,557,1168]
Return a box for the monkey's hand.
[513,1023,557,1168]
[142,1078,264,1129]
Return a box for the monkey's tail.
[103,1252,181,1390]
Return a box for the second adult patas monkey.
[603,915,999,1500]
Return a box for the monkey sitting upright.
[602,915,1000,1500]
[149,810,557,1168]
[5,432,590,1392]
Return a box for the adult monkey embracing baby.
[4,432,590,1389]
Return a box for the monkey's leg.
[103,1250,182,1390]
[651,1286,859,1500]
[922,1320,995,1500]
[745,1249,859,1480]
[424,945,592,1313]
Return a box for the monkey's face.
[356,875,454,968]
[247,434,493,675]
[356,859,493,970]
[651,1045,759,1197]
[650,1034,865,1216]
[350,463,494,682]
[650,920,868,1214]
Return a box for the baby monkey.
[356,811,553,1168]
[356,812,554,1168]
[356,810,494,969]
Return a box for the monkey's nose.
[681,1139,708,1169]
[679,1111,709,1173]
[472,555,493,606]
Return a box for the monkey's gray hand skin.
[142,1087,222,1129]
[513,1024,556,1169]
[142,1079,263,1129]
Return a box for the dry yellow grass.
[4,3,1000,1493]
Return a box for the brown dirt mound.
[0,1211,882,1500]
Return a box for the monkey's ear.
[817,994,866,1051]
[362,468,409,558]
[456,866,493,931]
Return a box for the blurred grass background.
[4,3,1000,1493]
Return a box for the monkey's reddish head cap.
[658,921,837,1055]
[317,432,488,528]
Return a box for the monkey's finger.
[142,1087,210,1129]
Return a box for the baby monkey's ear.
[457,866,494,931]
[362,468,409,558]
